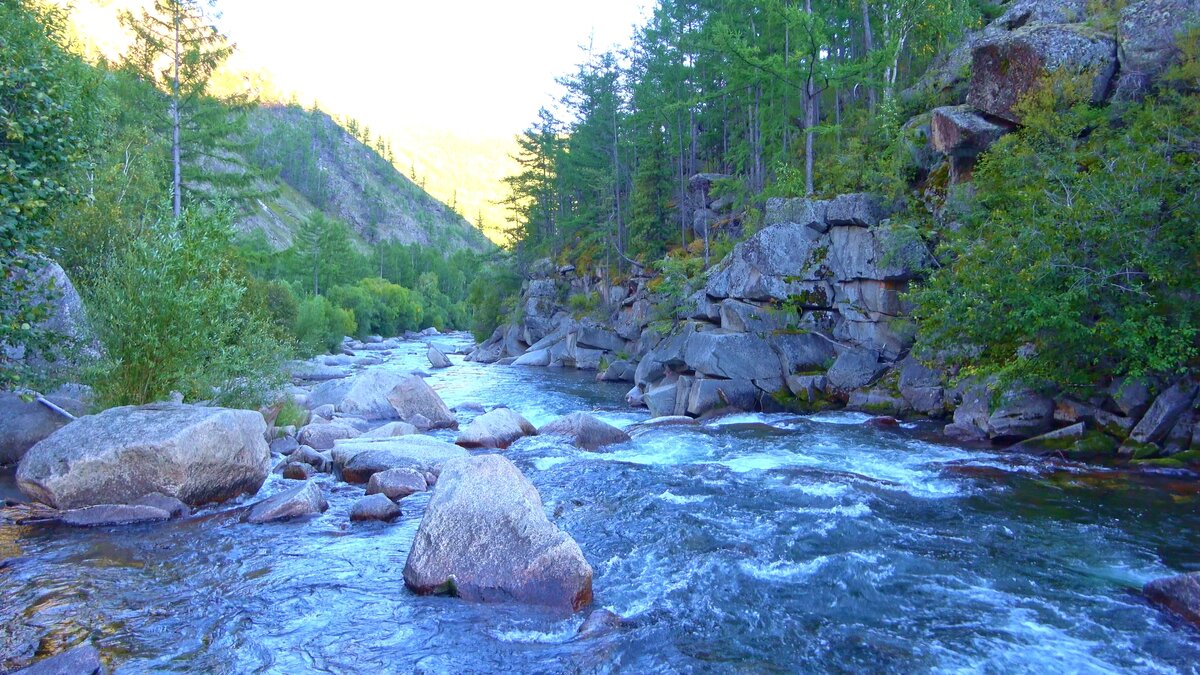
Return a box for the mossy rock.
[1065,431,1119,457]
[1130,458,1187,469]
[1166,449,1200,465]
[1124,440,1162,460]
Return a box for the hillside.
[236,104,493,254]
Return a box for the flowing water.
[2,334,1199,673]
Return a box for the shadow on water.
[2,333,1199,672]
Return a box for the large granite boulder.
[1114,0,1200,98]
[538,413,631,450]
[17,404,269,509]
[385,376,458,430]
[427,344,452,369]
[456,409,537,449]
[366,467,428,500]
[986,387,1056,442]
[930,105,1014,181]
[826,348,886,392]
[684,332,783,381]
[333,435,469,483]
[307,368,419,420]
[1129,378,1198,445]
[967,24,1118,123]
[297,419,361,450]
[0,392,86,466]
[403,454,593,611]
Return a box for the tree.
[294,212,355,296]
[120,0,248,217]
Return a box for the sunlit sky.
[67,0,651,136]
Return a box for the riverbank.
[2,332,1199,671]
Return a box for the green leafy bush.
[86,205,288,407]
[295,295,355,356]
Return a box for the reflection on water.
[1,334,1198,672]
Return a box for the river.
[1,333,1198,673]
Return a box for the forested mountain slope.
[237,104,492,253]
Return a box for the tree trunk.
[861,0,876,115]
[172,6,182,219]
[803,0,815,196]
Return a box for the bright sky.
[214,0,650,136]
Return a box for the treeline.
[1,0,491,408]
[505,0,994,266]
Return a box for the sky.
[214,0,651,136]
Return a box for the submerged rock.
[17,404,269,510]
[245,481,327,524]
[455,409,537,449]
[132,492,190,518]
[538,413,631,451]
[1144,572,1200,627]
[350,493,401,522]
[403,454,593,611]
[576,608,623,639]
[10,642,104,675]
[59,504,171,527]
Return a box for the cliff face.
[468,0,1199,465]
[236,105,492,254]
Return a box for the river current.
[1,333,1198,673]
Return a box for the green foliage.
[274,397,308,428]
[261,278,300,330]
[0,0,98,389]
[910,76,1200,390]
[328,278,423,338]
[466,260,523,341]
[295,295,355,357]
[567,291,602,319]
[85,204,288,407]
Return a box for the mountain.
[236,103,493,254]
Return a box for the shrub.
[295,295,355,356]
[85,205,289,407]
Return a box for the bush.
[263,279,300,329]
[910,69,1200,390]
[467,261,522,341]
[85,205,288,407]
[295,295,355,356]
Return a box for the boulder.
[1009,421,1086,453]
[1129,378,1199,445]
[17,404,268,510]
[1114,0,1200,99]
[403,454,593,611]
[644,379,682,418]
[132,492,189,518]
[766,197,829,232]
[704,222,826,301]
[350,494,401,522]
[944,382,991,442]
[898,356,946,417]
[360,421,419,438]
[576,608,623,639]
[684,332,783,381]
[827,225,930,283]
[826,348,885,392]
[847,388,911,416]
[538,413,631,451]
[312,404,336,419]
[333,436,469,483]
[987,387,1056,442]
[687,378,761,416]
[0,392,86,466]
[290,445,331,473]
[269,435,299,456]
[4,258,100,379]
[366,467,428,500]
[386,376,458,430]
[59,504,171,527]
[967,24,1118,123]
[1106,376,1157,419]
[719,300,792,333]
[1144,572,1200,627]
[282,462,312,480]
[824,193,886,227]
[771,333,838,374]
[427,344,452,369]
[297,420,360,450]
[456,409,537,449]
[513,348,552,367]
[576,324,625,352]
[307,368,426,420]
[930,105,1013,181]
[598,360,637,382]
[245,481,327,524]
[10,642,104,675]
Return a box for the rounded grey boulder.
[538,413,630,451]
[17,403,269,509]
[403,454,593,611]
[350,493,401,522]
[455,408,537,449]
[245,481,327,524]
[366,467,428,500]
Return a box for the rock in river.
[366,467,428,500]
[455,409,537,449]
[17,403,269,510]
[350,493,401,522]
[403,454,593,611]
[385,375,458,430]
[10,642,104,675]
[245,481,328,524]
[59,504,171,527]
[333,436,469,483]
[538,413,631,451]
[1144,572,1200,627]
[427,344,452,369]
